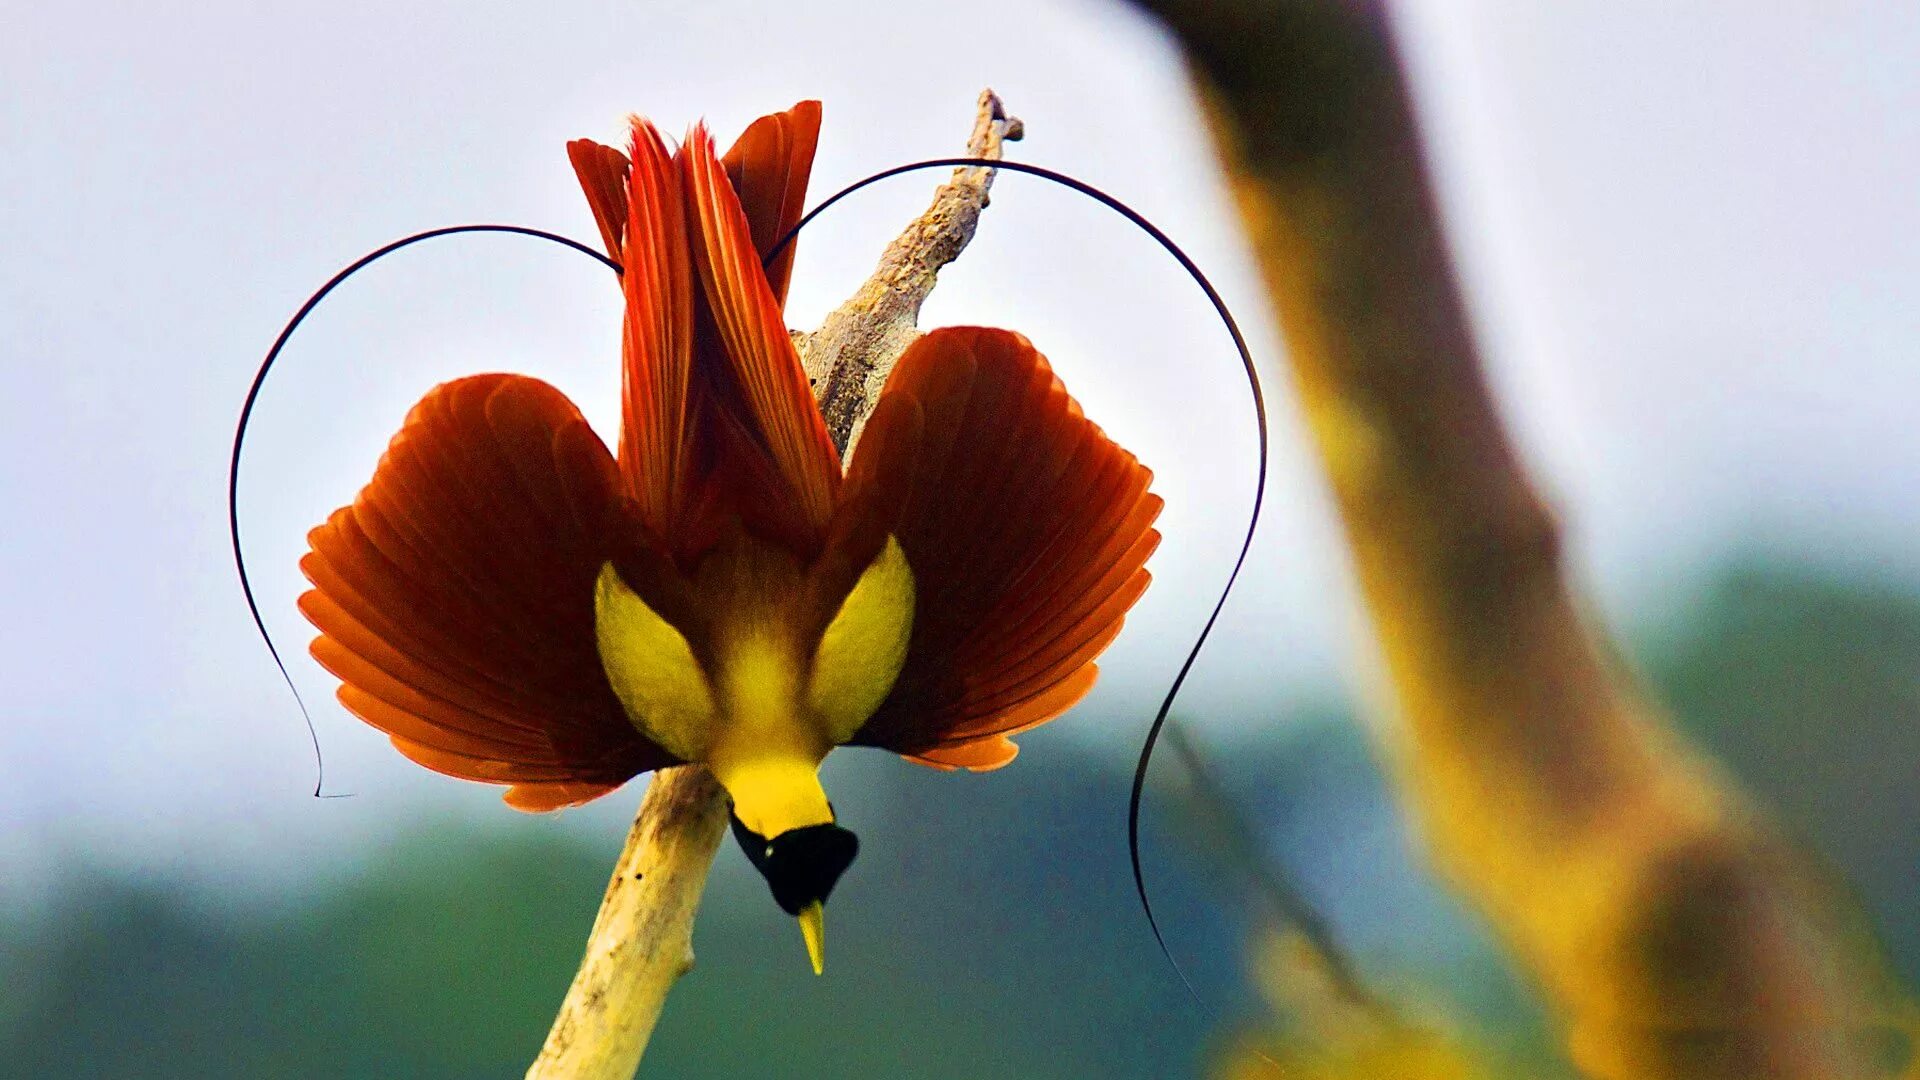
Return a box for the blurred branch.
[1136,2,1901,1076]
[1161,719,1379,1015]
[526,90,1019,1080]
[1170,724,1506,1077]
[1224,928,1502,1080]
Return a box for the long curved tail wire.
[770,158,1270,1004]
[238,163,1268,1006]
[229,225,620,797]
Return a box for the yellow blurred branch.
[525,91,1018,1080]
[1138,3,1897,1076]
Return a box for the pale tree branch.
[525,89,1020,1080]
[525,766,728,1079]
[801,88,1023,454]
[1136,2,1905,1078]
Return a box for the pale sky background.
[2,1,1917,897]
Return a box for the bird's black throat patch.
[730,815,860,915]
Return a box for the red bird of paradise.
[298,101,1160,972]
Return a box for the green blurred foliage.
[2,555,1915,1077]
[1647,558,1920,980]
[1,748,1220,1078]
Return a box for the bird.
[297,100,1161,974]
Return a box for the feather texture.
[300,375,673,811]
[568,98,818,298]
[844,328,1162,768]
[682,123,841,539]
[569,104,832,557]
[616,120,697,537]
[565,139,632,262]
[719,100,820,309]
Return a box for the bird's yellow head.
[594,526,913,973]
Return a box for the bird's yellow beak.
[798,901,826,976]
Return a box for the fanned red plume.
[300,375,673,811]
[844,328,1162,768]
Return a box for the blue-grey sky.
[3,0,1916,892]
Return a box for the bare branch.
[801,88,1023,454]
[525,767,727,1080]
